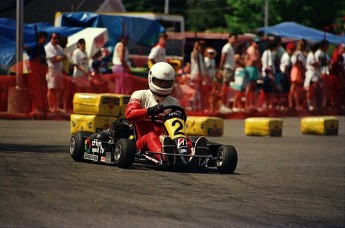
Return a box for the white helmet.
[148,62,175,97]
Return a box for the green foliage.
[226,0,345,34]
[225,0,265,33]
[122,0,345,34]
[185,0,228,32]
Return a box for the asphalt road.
[0,117,344,228]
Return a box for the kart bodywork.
[69,105,237,174]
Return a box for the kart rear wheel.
[114,138,136,168]
[70,131,93,162]
[216,145,238,174]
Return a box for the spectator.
[280,42,295,95]
[58,36,72,76]
[304,43,321,110]
[204,47,218,113]
[244,37,261,111]
[315,40,331,108]
[272,37,285,108]
[329,50,345,108]
[44,32,67,113]
[331,44,344,65]
[204,47,217,81]
[274,36,285,65]
[190,41,207,80]
[219,33,238,106]
[258,41,278,111]
[71,38,90,77]
[288,39,307,110]
[112,35,131,94]
[189,41,207,110]
[99,47,112,74]
[231,51,247,112]
[148,33,168,68]
[25,31,48,115]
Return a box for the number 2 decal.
[164,117,186,139]
[172,119,184,136]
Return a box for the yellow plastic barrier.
[186,116,223,137]
[117,94,131,117]
[70,114,117,134]
[301,116,338,135]
[73,93,122,117]
[245,117,283,137]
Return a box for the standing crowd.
[24,31,345,115]
[177,34,345,114]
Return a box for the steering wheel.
[150,105,186,126]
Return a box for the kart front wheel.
[114,138,136,168]
[216,145,238,174]
[70,131,93,162]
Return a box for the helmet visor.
[152,77,174,88]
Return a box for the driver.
[125,62,192,162]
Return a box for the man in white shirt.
[44,32,66,113]
[219,33,237,104]
[148,33,168,68]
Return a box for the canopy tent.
[0,18,83,74]
[64,27,109,58]
[55,12,165,48]
[258,22,344,44]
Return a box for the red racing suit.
[126,89,188,160]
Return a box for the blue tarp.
[0,13,165,74]
[0,18,83,74]
[59,12,165,48]
[259,22,345,44]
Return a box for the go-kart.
[69,105,238,174]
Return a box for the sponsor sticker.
[180,148,188,154]
[84,138,91,153]
[177,138,187,148]
[84,153,98,161]
[91,139,105,154]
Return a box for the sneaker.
[219,105,232,114]
[162,136,175,164]
[190,136,208,166]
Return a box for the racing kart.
[69,105,238,174]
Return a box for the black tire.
[114,138,136,168]
[70,131,93,162]
[216,145,238,174]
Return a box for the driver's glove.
[147,104,164,116]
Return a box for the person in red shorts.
[25,31,48,115]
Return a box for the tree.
[185,0,228,32]
[226,0,345,34]
[122,0,345,34]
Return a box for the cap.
[205,48,217,57]
[286,42,295,50]
[207,48,216,54]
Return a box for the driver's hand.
[147,104,164,116]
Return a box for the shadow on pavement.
[0,143,69,153]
